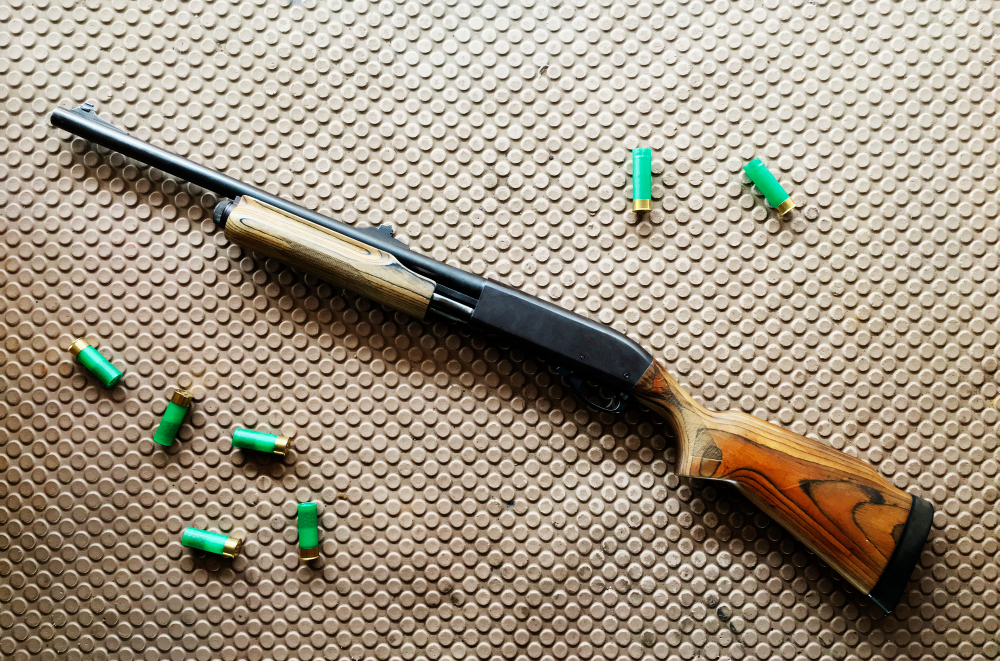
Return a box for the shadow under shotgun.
[50,103,933,613]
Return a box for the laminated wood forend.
[220,196,436,319]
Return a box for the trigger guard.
[556,367,630,413]
[577,387,630,413]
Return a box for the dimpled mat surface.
[1,0,998,659]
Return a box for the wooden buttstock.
[633,359,933,612]
[223,196,436,319]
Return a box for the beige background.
[1,0,998,659]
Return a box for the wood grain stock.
[633,359,913,594]
[224,196,436,319]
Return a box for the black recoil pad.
[867,495,934,614]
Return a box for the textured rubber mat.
[1,0,998,660]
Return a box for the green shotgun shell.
[743,158,795,215]
[297,502,320,561]
[181,527,243,558]
[232,428,289,456]
[69,338,123,387]
[153,389,194,447]
[632,148,652,211]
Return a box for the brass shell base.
[68,338,90,356]
[170,389,194,407]
[222,536,243,559]
[633,199,651,212]
[299,546,320,561]
[273,436,290,456]
[775,198,796,215]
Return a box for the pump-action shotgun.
[51,103,933,613]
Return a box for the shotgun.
[50,103,933,613]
